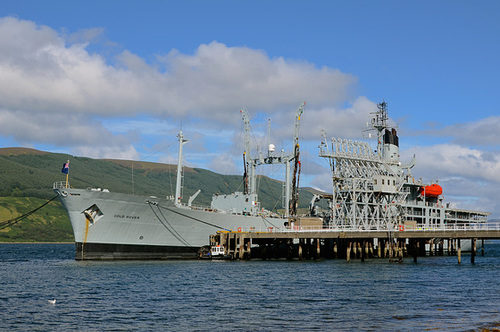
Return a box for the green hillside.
[0,197,73,242]
[0,148,318,242]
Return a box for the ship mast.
[370,100,389,158]
[175,131,188,206]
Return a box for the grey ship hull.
[55,187,278,260]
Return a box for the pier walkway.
[209,223,500,263]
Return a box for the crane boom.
[290,102,305,217]
[240,108,252,195]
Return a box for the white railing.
[53,181,69,189]
[227,222,500,234]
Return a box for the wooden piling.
[306,239,310,258]
[457,239,461,264]
[238,234,244,259]
[245,238,251,259]
[420,239,426,256]
[346,242,351,262]
[361,241,365,262]
[471,238,476,264]
[220,233,227,252]
[316,238,321,259]
[411,239,418,263]
[234,233,238,258]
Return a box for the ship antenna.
[362,100,390,156]
[267,118,271,157]
[375,100,389,157]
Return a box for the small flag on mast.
[61,161,69,174]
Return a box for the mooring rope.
[0,194,60,230]
[147,202,195,250]
[161,204,282,232]
[260,215,279,229]
[160,205,230,231]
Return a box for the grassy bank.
[0,197,73,242]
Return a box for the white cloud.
[309,171,334,193]
[409,144,500,183]
[0,109,139,160]
[428,116,500,146]
[67,27,107,44]
[0,16,359,157]
[208,152,238,174]
[159,42,357,120]
[75,145,139,160]
[0,17,358,122]
[300,96,377,141]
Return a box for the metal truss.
[319,136,408,230]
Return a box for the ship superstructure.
[317,101,489,231]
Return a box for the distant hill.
[0,147,320,242]
[0,147,49,156]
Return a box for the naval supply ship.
[55,100,489,260]
[54,104,306,260]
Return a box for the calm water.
[1,243,500,331]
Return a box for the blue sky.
[1,1,500,217]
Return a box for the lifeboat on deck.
[419,184,443,198]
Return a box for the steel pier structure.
[208,223,500,263]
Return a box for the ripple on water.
[1,243,500,330]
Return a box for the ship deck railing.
[179,202,283,218]
[53,181,70,189]
[235,222,500,234]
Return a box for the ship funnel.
[382,128,400,165]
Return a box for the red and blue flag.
[61,161,69,174]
